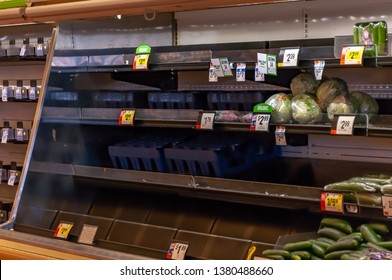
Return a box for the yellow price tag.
[320,192,344,213]
[119,109,136,125]
[340,46,365,65]
[133,54,150,70]
[54,222,74,239]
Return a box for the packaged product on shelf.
[316,77,349,112]
[348,91,379,115]
[353,21,388,57]
[290,72,319,97]
[291,94,323,124]
[1,121,15,143]
[15,80,28,101]
[326,94,356,120]
[265,92,292,124]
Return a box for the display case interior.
[4,13,392,259]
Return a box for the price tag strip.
[166,241,190,260]
[2,87,8,102]
[196,111,216,130]
[77,224,98,245]
[219,57,233,77]
[118,109,136,126]
[2,128,8,144]
[7,170,17,186]
[340,45,365,65]
[54,222,74,239]
[320,192,344,213]
[331,115,356,135]
[278,47,300,67]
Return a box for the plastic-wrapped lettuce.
[291,94,323,124]
[349,91,379,115]
[290,72,318,96]
[265,93,292,124]
[316,77,349,112]
[327,94,355,120]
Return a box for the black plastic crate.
[207,91,264,111]
[148,91,205,109]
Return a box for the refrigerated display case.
[1,1,392,260]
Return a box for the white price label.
[29,87,36,100]
[340,45,365,65]
[167,242,189,260]
[382,196,392,217]
[77,224,98,245]
[7,170,16,186]
[236,63,246,82]
[254,63,265,82]
[281,48,300,67]
[275,125,287,146]
[267,54,277,76]
[1,128,8,144]
[220,58,233,77]
[2,88,8,102]
[314,60,325,81]
[211,58,224,77]
[252,114,270,132]
[209,64,218,82]
[331,115,356,135]
[197,112,215,130]
[15,87,22,100]
[20,45,26,56]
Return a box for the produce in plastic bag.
[291,94,322,124]
[349,91,379,115]
[316,77,349,112]
[265,93,292,124]
[326,94,355,120]
[290,72,318,96]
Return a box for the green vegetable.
[376,241,392,250]
[338,232,364,243]
[264,254,285,260]
[362,242,388,251]
[283,240,313,252]
[310,242,326,258]
[348,176,390,185]
[291,250,311,260]
[360,224,382,243]
[348,91,379,116]
[381,184,392,195]
[290,72,319,97]
[311,240,330,250]
[265,93,292,124]
[310,255,323,260]
[327,94,355,120]
[324,181,377,193]
[262,249,291,259]
[317,227,346,240]
[324,250,356,260]
[316,77,349,112]
[325,238,359,254]
[316,237,335,244]
[291,94,323,124]
[366,223,389,234]
[320,217,353,234]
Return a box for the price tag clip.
[320,192,344,213]
[196,111,215,130]
[119,109,136,126]
[340,45,365,66]
[166,241,190,260]
[331,114,356,135]
[54,222,74,239]
[250,103,272,132]
[278,47,301,68]
[133,45,151,70]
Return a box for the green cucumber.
[376,241,392,250]
[262,249,291,259]
[317,227,346,241]
[291,250,311,260]
[367,223,389,234]
[338,232,363,243]
[320,217,353,234]
[310,255,323,260]
[311,240,330,250]
[360,224,382,243]
[324,181,377,193]
[362,242,388,251]
[283,240,313,252]
[377,21,387,55]
[316,237,335,244]
[348,176,391,185]
[341,253,361,260]
[381,184,392,195]
[324,250,355,260]
[310,243,325,258]
[264,254,285,260]
[325,238,359,254]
